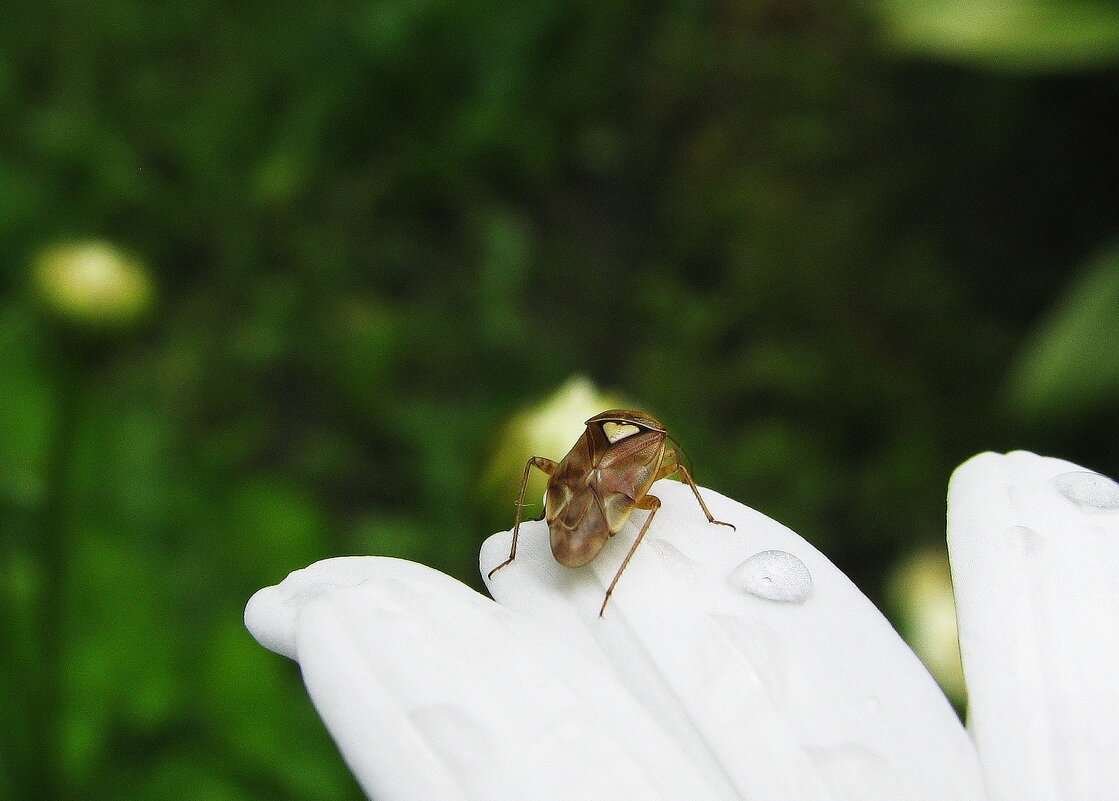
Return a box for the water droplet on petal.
[1002,525,1042,556]
[646,537,702,584]
[1053,471,1119,511]
[730,550,813,603]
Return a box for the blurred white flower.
[33,240,153,329]
[245,451,1119,801]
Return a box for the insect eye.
[601,421,641,444]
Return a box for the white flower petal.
[245,556,737,801]
[948,451,1119,801]
[482,479,986,801]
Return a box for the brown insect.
[487,409,735,616]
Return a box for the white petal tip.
[245,583,298,659]
[245,556,412,661]
[949,450,1119,800]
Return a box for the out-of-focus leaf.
[61,526,183,786]
[1005,241,1119,421]
[203,618,359,801]
[877,0,1119,71]
[137,750,273,801]
[70,391,175,528]
[316,296,400,415]
[0,546,40,790]
[227,478,329,584]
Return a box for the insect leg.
[661,450,735,530]
[599,493,660,617]
[487,456,558,579]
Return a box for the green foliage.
[878,0,1119,71]
[1,0,1117,799]
[1005,242,1119,422]
[0,306,56,507]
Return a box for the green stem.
[30,342,84,801]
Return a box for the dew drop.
[646,537,702,583]
[1053,471,1119,511]
[1002,525,1042,556]
[730,550,813,603]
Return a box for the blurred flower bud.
[886,547,966,707]
[33,240,153,330]
[483,377,626,518]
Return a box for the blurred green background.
[2,0,1118,798]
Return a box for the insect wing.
[595,429,665,501]
[547,476,611,568]
[600,491,637,533]
[548,497,610,567]
[543,429,610,567]
[547,428,597,512]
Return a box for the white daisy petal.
[948,451,1119,801]
[483,479,986,801]
[245,556,736,801]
